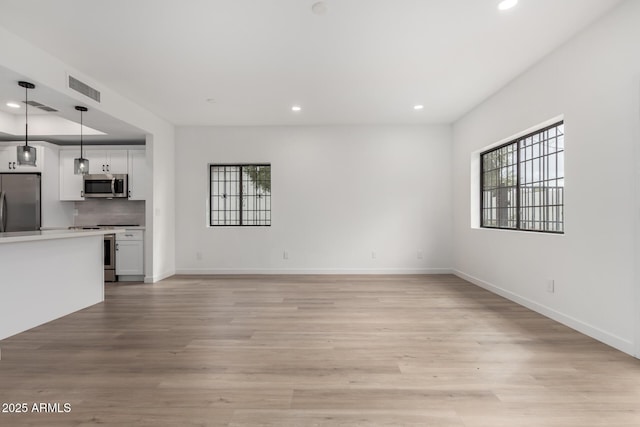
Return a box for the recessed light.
[6,102,20,108]
[498,0,518,11]
[312,1,327,16]
[291,105,302,112]
[414,105,424,110]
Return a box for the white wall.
[452,0,640,356]
[0,25,176,282]
[176,125,452,274]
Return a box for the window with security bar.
[210,164,271,226]
[481,121,564,233]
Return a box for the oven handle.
[111,178,116,196]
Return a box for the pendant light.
[74,106,89,174]
[16,81,37,166]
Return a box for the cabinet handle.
[102,164,105,172]
[107,164,110,172]
[7,162,11,170]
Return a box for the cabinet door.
[0,145,43,172]
[85,150,108,174]
[0,148,12,172]
[59,150,84,201]
[127,150,147,200]
[107,150,128,174]
[116,240,144,275]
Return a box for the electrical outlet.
[547,279,555,293]
[371,251,377,259]
[283,251,289,260]
[417,251,423,259]
[196,252,203,261]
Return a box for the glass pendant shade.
[16,145,37,166]
[74,157,90,175]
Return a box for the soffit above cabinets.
[0,64,146,146]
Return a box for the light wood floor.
[1,275,639,426]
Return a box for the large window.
[210,164,271,226]
[481,121,564,233]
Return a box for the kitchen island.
[0,229,123,340]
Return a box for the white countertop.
[0,228,126,244]
[40,226,146,231]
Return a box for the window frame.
[209,163,271,227]
[480,121,564,234]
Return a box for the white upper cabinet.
[127,150,147,200]
[59,150,84,201]
[58,148,146,201]
[0,145,44,172]
[0,148,11,172]
[86,150,128,174]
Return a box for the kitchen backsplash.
[74,199,145,226]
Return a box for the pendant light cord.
[24,84,29,147]
[80,109,84,157]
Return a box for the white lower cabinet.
[116,230,144,279]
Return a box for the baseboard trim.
[453,269,635,356]
[175,268,453,275]
[145,270,175,283]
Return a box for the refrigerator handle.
[0,191,6,233]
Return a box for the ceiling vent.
[68,75,101,103]
[22,100,59,112]
[38,106,58,112]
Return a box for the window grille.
[210,164,271,226]
[481,122,564,233]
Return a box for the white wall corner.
[145,270,175,284]
[453,269,636,357]
[634,79,640,359]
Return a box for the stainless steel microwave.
[83,174,128,198]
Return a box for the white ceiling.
[0,0,623,127]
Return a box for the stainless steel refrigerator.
[0,173,41,232]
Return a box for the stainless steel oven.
[83,174,128,198]
[104,233,116,282]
